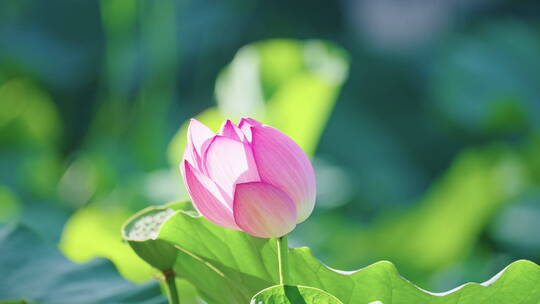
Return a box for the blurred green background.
[1,0,540,295]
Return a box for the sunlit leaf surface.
[251,285,343,304]
[129,206,540,303]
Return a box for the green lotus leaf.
[122,202,193,271]
[250,285,343,304]
[149,209,540,304]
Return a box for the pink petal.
[182,138,198,168]
[188,118,215,155]
[238,117,262,127]
[182,161,238,229]
[238,117,262,142]
[233,182,297,238]
[188,119,216,154]
[204,136,260,199]
[217,120,243,141]
[183,119,216,171]
[251,125,316,223]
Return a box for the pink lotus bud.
[181,118,316,238]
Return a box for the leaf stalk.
[163,268,180,304]
[277,235,290,285]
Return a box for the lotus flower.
[181,118,316,238]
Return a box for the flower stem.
[163,269,180,304]
[277,235,290,286]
